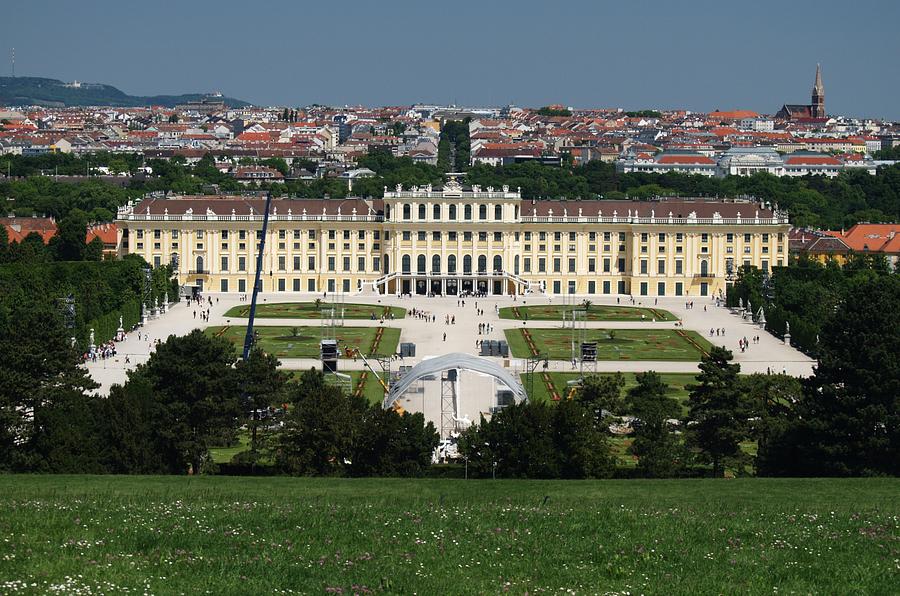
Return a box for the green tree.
[743,373,803,476]
[276,369,367,476]
[459,399,613,479]
[553,398,615,478]
[54,211,88,261]
[783,276,899,476]
[624,371,685,477]
[128,329,241,473]
[464,401,559,478]
[575,373,625,423]
[686,347,750,477]
[84,236,104,261]
[351,406,438,477]
[0,295,97,470]
[234,347,289,463]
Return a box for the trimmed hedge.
[0,257,178,348]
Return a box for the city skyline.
[3,0,899,119]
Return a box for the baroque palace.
[116,179,790,298]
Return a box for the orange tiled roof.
[708,110,759,120]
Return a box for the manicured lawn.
[504,328,712,360]
[499,304,678,321]
[206,325,400,358]
[521,371,696,407]
[0,476,896,594]
[224,302,406,320]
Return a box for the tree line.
[460,273,898,478]
[0,307,437,475]
[0,255,176,348]
[1,271,894,478]
[727,254,897,355]
[6,145,898,229]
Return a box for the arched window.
[383,254,390,274]
[196,255,204,273]
[478,255,487,274]
[449,204,457,220]
[417,254,426,274]
[448,254,457,273]
[418,204,426,220]
[494,204,502,220]
[432,254,441,274]
[384,204,391,219]
[464,205,472,220]
[479,204,487,220]
[402,254,411,274]
[433,204,441,220]
[514,255,520,275]
[493,255,502,273]
[514,205,519,220]
[402,204,411,220]
[700,260,709,276]
[463,254,472,274]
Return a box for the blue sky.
[4,0,899,118]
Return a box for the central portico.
[379,176,529,296]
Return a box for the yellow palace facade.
[116,182,790,298]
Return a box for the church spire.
[811,63,825,119]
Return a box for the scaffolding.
[440,369,458,440]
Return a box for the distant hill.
[0,76,251,108]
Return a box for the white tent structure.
[381,352,527,411]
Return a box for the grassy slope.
[224,302,406,320]
[504,328,713,360]
[0,476,896,594]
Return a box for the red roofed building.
[708,110,759,121]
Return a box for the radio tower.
[10,48,14,77]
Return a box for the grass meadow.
[0,476,896,594]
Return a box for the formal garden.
[224,301,406,320]
[206,325,401,358]
[504,328,713,360]
[499,303,677,322]
[521,371,696,406]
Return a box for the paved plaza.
[86,291,815,395]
